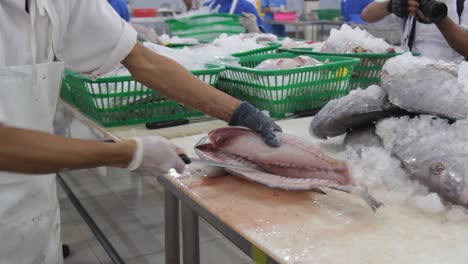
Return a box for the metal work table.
[263,19,344,40]
[58,101,468,264]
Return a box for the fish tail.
[354,185,383,212]
[329,185,383,212]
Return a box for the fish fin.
[354,185,383,212]
[330,185,383,212]
[312,188,327,195]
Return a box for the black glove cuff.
[229,101,282,131]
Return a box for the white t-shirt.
[401,0,468,62]
[0,0,137,76]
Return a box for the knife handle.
[179,154,192,164]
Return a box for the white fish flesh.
[254,56,322,70]
[195,127,383,211]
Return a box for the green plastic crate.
[216,52,360,118]
[60,65,225,127]
[281,48,420,89]
[166,14,246,42]
[310,9,342,20]
[231,43,281,57]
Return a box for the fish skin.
[310,85,410,139]
[195,127,383,211]
[393,136,468,207]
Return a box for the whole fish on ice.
[309,54,468,208]
[310,54,468,139]
[195,127,383,211]
[310,85,409,139]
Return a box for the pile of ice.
[382,52,443,77]
[210,34,266,54]
[320,24,403,53]
[382,53,468,120]
[339,115,468,219]
[158,34,199,45]
[280,37,322,49]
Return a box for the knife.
[178,154,259,171]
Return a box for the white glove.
[240,12,261,33]
[280,5,287,12]
[127,136,186,176]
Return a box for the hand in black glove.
[386,0,409,18]
[229,102,282,147]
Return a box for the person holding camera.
[361,0,468,63]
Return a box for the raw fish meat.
[195,127,383,211]
[255,56,322,70]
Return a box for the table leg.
[182,203,200,264]
[295,25,299,39]
[165,190,180,264]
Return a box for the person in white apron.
[0,0,281,263]
[202,0,265,32]
[361,0,468,63]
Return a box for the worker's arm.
[431,16,468,58]
[361,1,390,23]
[0,125,135,174]
[122,43,240,122]
[121,43,282,147]
[183,0,193,11]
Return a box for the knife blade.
[178,154,259,171]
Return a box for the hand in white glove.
[240,12,261,33]
[127,136,186,176]
[280,5,287,12]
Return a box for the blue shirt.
[204,0,265,31]
[341,0,373,22]
[108,0,130,22]
[261,0,287,21]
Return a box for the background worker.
[0,0,281,263]
[261,0,288,37]
[201,0,265,32]
[361,0,468,62]
[341,0,374,23]
[108,0,130,21]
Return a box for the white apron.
[0,0,64,263]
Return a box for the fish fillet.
[195,127,382,211]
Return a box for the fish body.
[310,85,410,139]
[195,127,382,211]
[392,135,468,207]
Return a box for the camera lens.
[421,0,448,22]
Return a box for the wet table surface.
[59,100,468,264]
[165,118,468,264]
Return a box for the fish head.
[409,154,468,206]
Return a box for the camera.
[418,0,448,22]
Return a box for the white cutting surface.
[165,117,468,264]
[60,101,468,263]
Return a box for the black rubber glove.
[229,102,282,147]
[386,0,409,18]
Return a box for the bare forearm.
[436,18,468,59]
[361,1,390,23]
[122,43,240,121]
[0,126,135,174]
